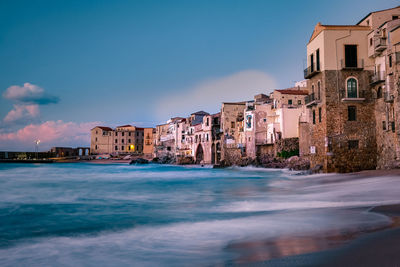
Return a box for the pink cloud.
[0,120,101,151]
[3,104,40,123]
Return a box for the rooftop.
[93,126,113,131]
[357,5,400,25]
[275,88,309,95]
[308,22,370,43]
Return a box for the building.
[364,9,400,169]
[143,128,155,157]
[90,125,148,155]
[49,147,90,157]
[299,6,400,172]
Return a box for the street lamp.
[34,139,40,159]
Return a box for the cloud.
[3,104,40,124]
[155,70,277,120]
[3,82,59,105]
[0,120,101,151]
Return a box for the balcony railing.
[384,92,394,103]
[340,89,366,101]
[305,93,321,106]
[340,59,364,70]
[304,65,320,79]
[374,38,387,52]
[370,71,386,85]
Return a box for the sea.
[0,163,399,266]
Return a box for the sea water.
[0,163,399,266]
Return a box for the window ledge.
[341,97,365,102]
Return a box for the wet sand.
[228,169,400,266]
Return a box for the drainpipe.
[335,30,352,137]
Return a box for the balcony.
[340,59,364,70]
[374,38,387,52]
[340,89,366,102]
[384,92,394,103]
[304,65,320,79]
[305,93,321,107]
[370,71,386,85]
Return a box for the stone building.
[154,118,182,159]
[299,21,377,172]
[143,128,155,157]
[245,89,306,160]
[90,126,113,154]
[90,125,145,155]
[189,113,221,164]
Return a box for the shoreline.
[227,204,400,266]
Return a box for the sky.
[0,0,398,151]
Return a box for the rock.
[286,156,310,171]
[177,156,194,165]
[311,164,323,173]
[129,158,149,164]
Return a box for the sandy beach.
[227,169,400,266]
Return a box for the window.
[317,81,321,100]
[95,145,98,150]
[318,108,322,123]
[115,132,118,136]
[347,78,358,98]
[313,110,316,124]
[231,121,235,128]
[129,132,131,136]
[383,121,387,130]
[95,137,98,142]
[345,45,357,68]
[115,146,118,150]
[121,146,124,150]
[298,100,301,105]
[128,139,131,143]
[96,130,98,134]
[393,16,399,20]
[206,118,209,126]
[122,139,124,143]
[263,118,267,122]
[311,84,315,94]
[377,87,382,98]
[348,140,359,150]
[370,38,373,46]
[310,53,314,72]
[122,132,124,136]
[115,139,118,144]
[288,99,293,105]
[348,106,356,121]
[392,122,396,132]
[389,55,392,68]
[128,146,131,151]
[316,49,320,71]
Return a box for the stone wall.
[274,137,299,155]
[306,70,377,173]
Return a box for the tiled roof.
[275,88,309,95]
[116,124,133,128]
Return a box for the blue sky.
[0,0,398,150]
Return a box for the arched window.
[347,78,358,98]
